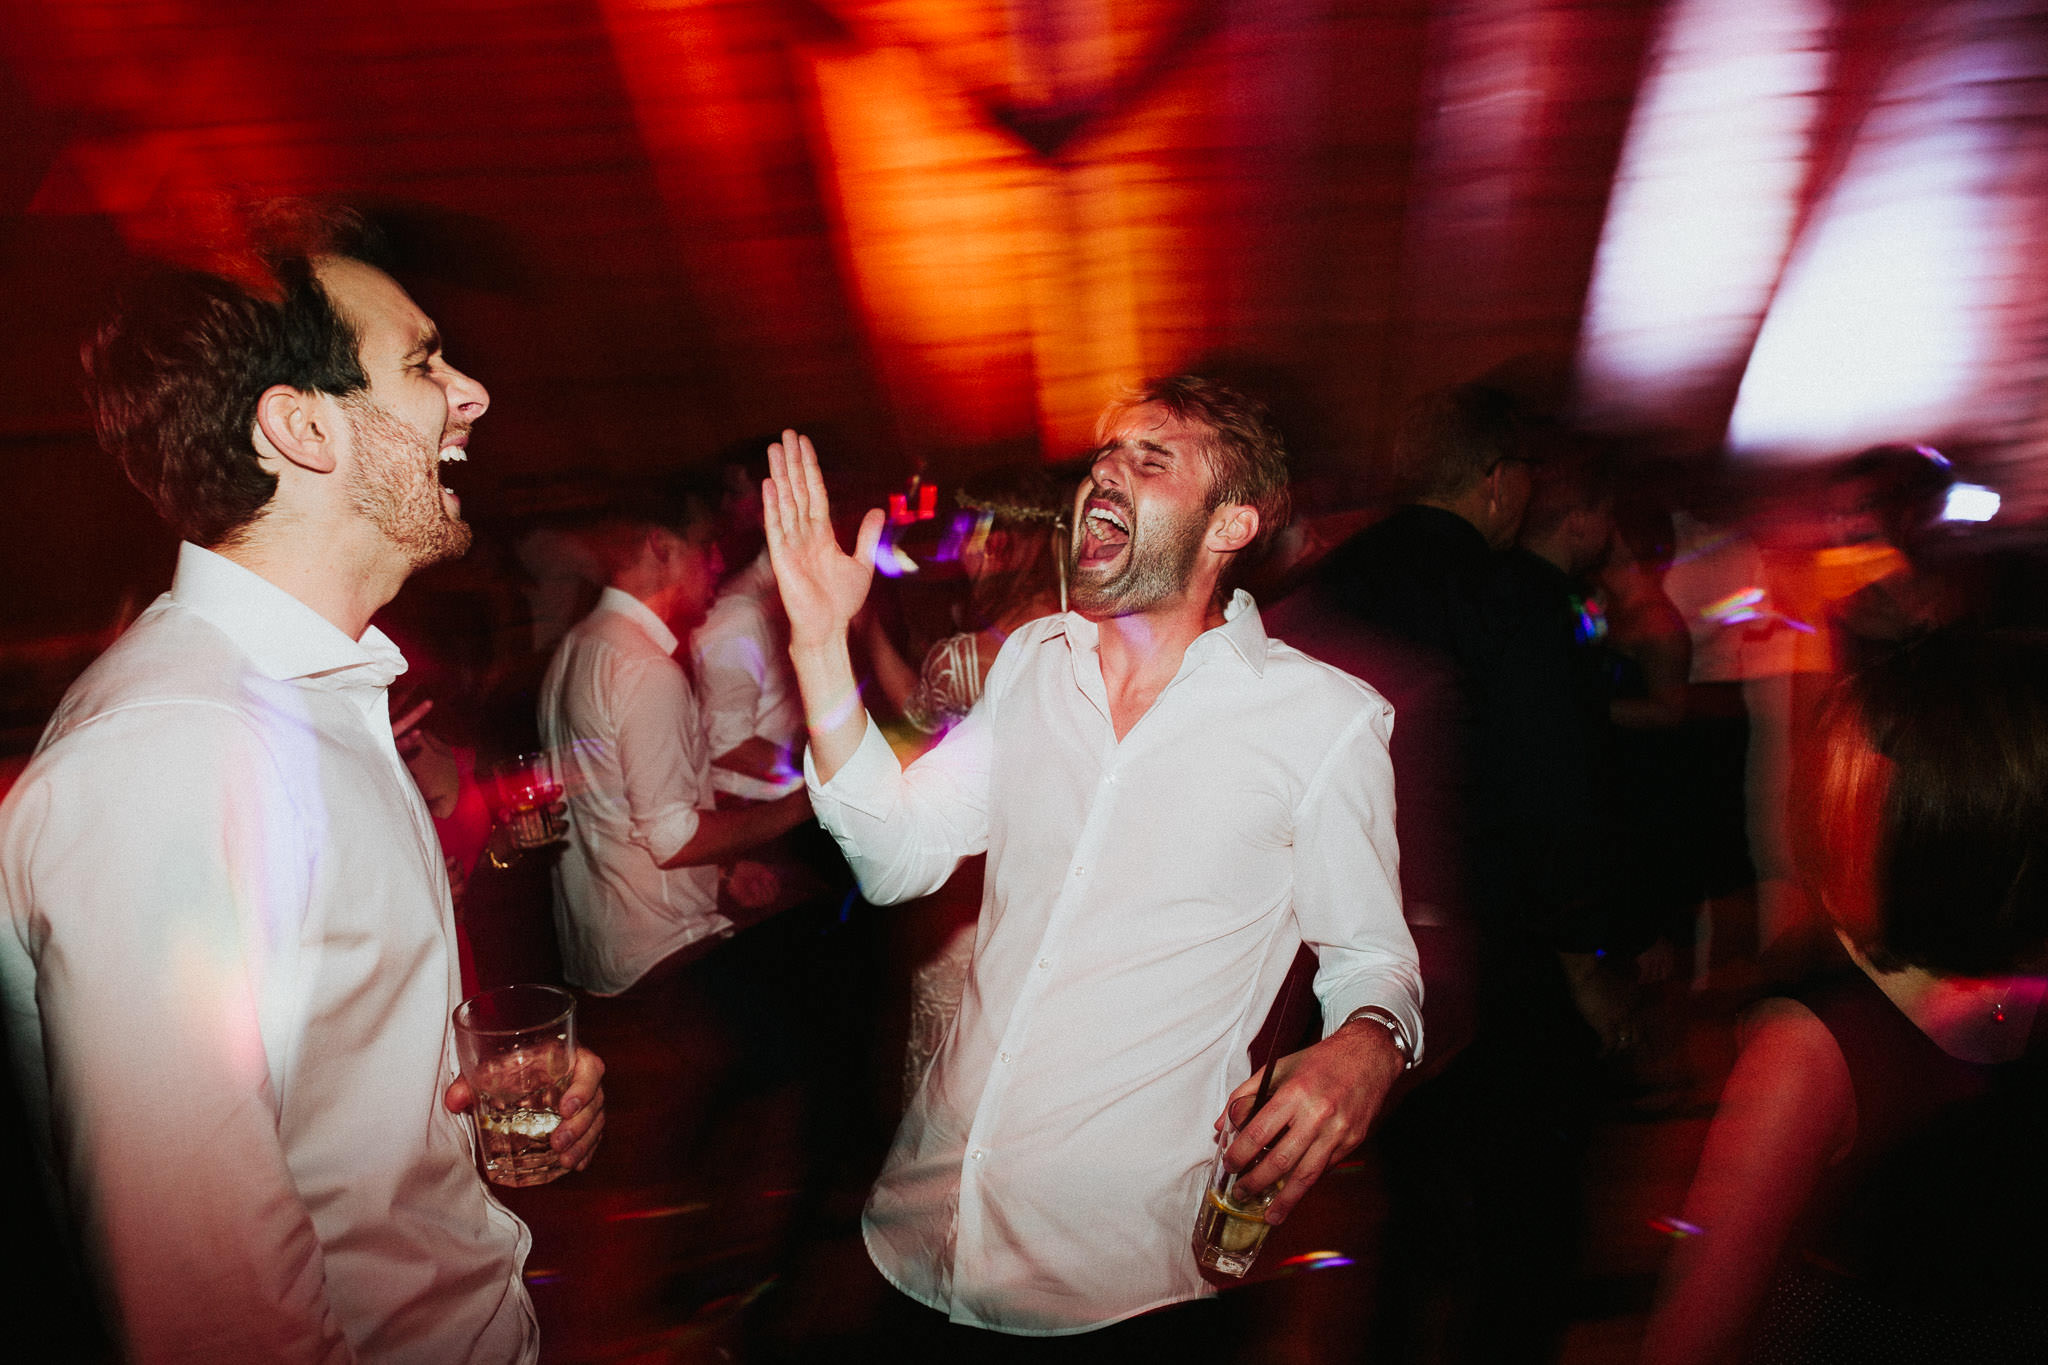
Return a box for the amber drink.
[1194,1118,1284,1277]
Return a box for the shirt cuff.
[1321,981,1425,1071]
[631,803,703,865]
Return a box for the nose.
[1090,449,1126,491]
[443,362,490,422]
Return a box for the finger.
[443,1077,473,1113]
[795,433,831,529]
[1264,1149,1331,1224]
[391,698,433,737]
[781,429,816,526]
[852,507,887,570]
[558,1106,606,1169]
[762,456,791,550]
[553,1087,605,1153]
[559,1047,605,1115]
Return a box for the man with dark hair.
[762,377,1423,1350]
[540,489,812,995]
[0,215,606,1363]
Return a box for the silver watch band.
[1343,1005,1416,1069]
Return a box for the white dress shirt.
[540,587,725,995]
[0,543,535,1364]
[692,551,804,800]
[809,592,1423,1334]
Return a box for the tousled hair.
[82,203,384,547]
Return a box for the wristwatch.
[1343,1005,1417,1069]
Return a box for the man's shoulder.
[696,586,773,651]
[560,606,673,665]
[42,597,275,741]
[8,601,299,825]
[1254,633,1395,726]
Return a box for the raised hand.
[763,429,886,651]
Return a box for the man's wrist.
[1341,1005,1417,1070]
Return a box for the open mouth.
[1078,499,1130,567]
[437,434,469,514]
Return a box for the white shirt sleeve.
[804,710,993,905]
[692,601,771,762]
[4,704,357,1363]
[610,652,705,865]
[1293,699,1426,1064]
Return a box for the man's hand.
[1217,1018,1404,1224]
[393,701,462,819]
[722,859,783,911]
[762,429,885,652]
[443,1045,608,1172]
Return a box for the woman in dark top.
[1642,627,2048,1364]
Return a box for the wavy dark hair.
[82,204,383,547]
[1818,627,2048,976]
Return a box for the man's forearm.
[713,735,795,783]
[659,790,810,868]
[791,636,869,785]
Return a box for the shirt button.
[970,1148,985,1161]
[999,1051,1011,1063]
[1073,866,1085,877]
[1037,958,1051,970]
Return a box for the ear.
[253,384,338,475]
[1207,503,1260,556]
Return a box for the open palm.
[763,429,885,649]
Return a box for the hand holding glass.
[453,985,577,1187]
[490,752,565,849]
[1195,1111,1284,1277]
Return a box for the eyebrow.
[400,328,442,362]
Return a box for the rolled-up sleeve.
[1294,697,1425,1065]
[612,654,704,864]
[805,709,992,905]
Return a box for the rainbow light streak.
[1276,1251,1356,1272]
[1648,1215,1704,1238]
[871,523,922,579]
[1729,2,2021,458]
[1699,587,1816,634]
[1575,0,1831,430]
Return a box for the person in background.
[856,463,1070,1100]
[0,204,606,1363]
[1642,626,2048,1364]
[694,452,806,802]
[540,488,811,999]
[1275,381,1601,1365]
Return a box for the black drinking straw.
[1245,968,1302,1123]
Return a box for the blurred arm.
[1640,998,1854,1365]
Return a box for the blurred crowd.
[6,214,2048,1365]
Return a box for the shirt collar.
[1049,589,1270,677]
[170,542,409,688]
[594,584,680,655]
